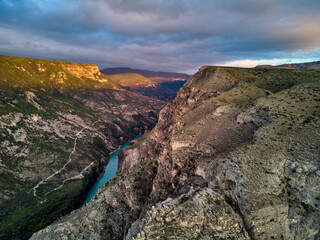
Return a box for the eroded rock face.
[127,188,250,240]
[31,66,320,239]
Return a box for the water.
[80,134,143,206]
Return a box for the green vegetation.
[0,130,111,239]
[0,179,85,240]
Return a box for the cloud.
[221,60,260,68]
[0,0,319,73]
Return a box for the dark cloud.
[0,0,319,73]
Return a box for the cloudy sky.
[0,0,319,74]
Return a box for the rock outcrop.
[32,66,320,239]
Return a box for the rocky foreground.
[32,65,320,239]
[0,56,165,240]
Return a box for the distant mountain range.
[101,67,191,101]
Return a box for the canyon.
[31,64,320,239]
[0,56,167,240]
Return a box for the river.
[80,133,143,206]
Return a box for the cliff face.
[0,56,123,91]
[0,56,165,240]
[31,66,320,239]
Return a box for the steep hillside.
[32,66,320,239]
[0,56,165,240]
[101,68,190,101]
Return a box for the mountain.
[0,56,166,240]
[32,66,320,239]
[101,67,190,101]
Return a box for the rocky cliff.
[31,66,320,239]
[0,56,165,240]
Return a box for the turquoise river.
[81,134,143,206]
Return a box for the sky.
[0,0,319,74]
